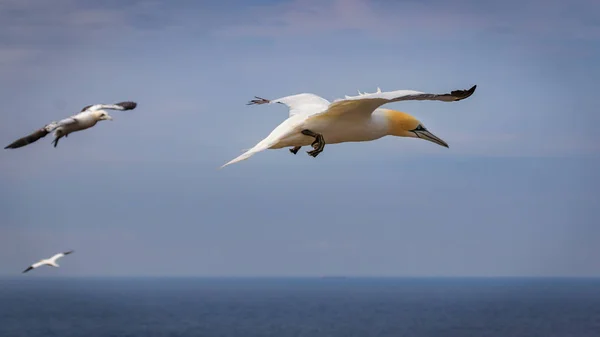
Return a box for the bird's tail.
[220,115,301,169]
[220,147,263,169]
[220,137,277,169]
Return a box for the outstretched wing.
[23,260,46,273]
[4,126,53,149]
[81,101,137,112]
[339,85,477,103]
[248,93,330,117]
[4,120,62,149]
[316,85,477,119]
[50,250,74,262]
[4,117,81,150]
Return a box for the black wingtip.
[4,128,51,150]
[116,101,137,110]
[247,96,270,105]
[4,139,26,149]
[452,84,477,101]
[5,141,24,149]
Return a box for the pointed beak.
[106,115,113,121]
[413,130,449,148]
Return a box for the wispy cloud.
[0,0,218,72]
[215,0,479,39]
[0,1,126,47]
[215,0,600,41]
[0,1,124,79]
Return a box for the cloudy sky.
[0,0,598,277]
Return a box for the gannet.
[4,101,137,149]
[22,250,74,274]
[221,85,476,168]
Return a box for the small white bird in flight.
[221,85,476,168]
[22,250,74,274]
[4,101,137,149]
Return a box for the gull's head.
[384,109,449,148]
[95,111,113,121]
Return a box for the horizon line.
[2,275,600,279]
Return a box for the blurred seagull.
[221,85,476,168]
[4,101,137,149]
[22,250,74,274]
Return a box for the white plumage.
[22,250,74,274]
[222,85,476,168]
[4,101,137,149]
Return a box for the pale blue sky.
[0,0,598,277]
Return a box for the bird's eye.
[414,125,426,131]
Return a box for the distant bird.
[22,250,74,274]
[4,101,137,149]
[221,85,476,168]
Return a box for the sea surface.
[1,277,599,337]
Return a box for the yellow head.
[383,109,449,148]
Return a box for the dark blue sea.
[1,277,599,337]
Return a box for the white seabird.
[4,101,137,149]
[221,85,476,168]
[22,250,74,274]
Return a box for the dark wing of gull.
[4,119,75,150]
[4,125,54,149]
[113,101,137,110]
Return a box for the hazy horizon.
[3,275,600,279]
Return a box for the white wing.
[316,85,477,119]
[81,101,137,112]
[49,250,74,262]
[247,93,330,117]
[23,261,45,273]
[32,261,47,268]
[221,114,306,168]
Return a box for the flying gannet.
[4,101,137,149]
[22,250,74,274]
[221,85,476,168]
